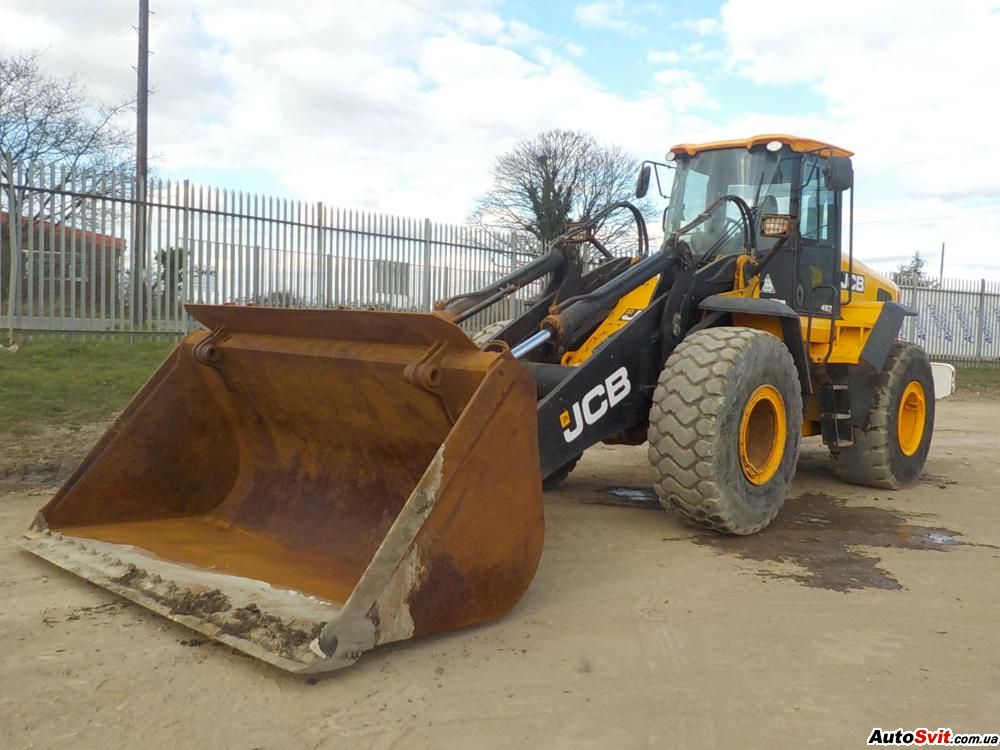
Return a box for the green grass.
[955,365,1000,398]
[1,340,997,436]
[0,339,175,434]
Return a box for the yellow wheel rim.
[897,381,926,456]
[738,385,787,485]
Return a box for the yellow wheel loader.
[22,135,934,673]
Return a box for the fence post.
[422,218,432,312]
[508,232,518,321]
[253,244,262,305]
[131,172,146,331]
[975,278,987,363]
[3,155,20,343]
[317,201,328,307]
[182,179,192,331]
[905,281,916,343]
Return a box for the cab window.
[798,156,839,313]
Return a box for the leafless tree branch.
[1,52,136,299]
[471,129,653,258]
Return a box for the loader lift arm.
[435,201,651,331]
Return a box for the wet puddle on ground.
[595,487,991,592]
[589,487,662,510]
[694,491,994,592]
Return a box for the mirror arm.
[746,235,790,281]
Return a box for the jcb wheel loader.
[23,135,934,674]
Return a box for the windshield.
[665,148,797,257]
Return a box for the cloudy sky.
[2,0,1000,278]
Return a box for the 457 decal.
[560,367,631,443]
[841,271,865,293]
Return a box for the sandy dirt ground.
[1,397,998,749]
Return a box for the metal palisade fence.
[3,156,1000,363]
[898,278,1000,364]
[1,157,544,339]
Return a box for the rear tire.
[647,327,803,535]
[831,342,934,489]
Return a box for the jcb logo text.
[560,367,631,443]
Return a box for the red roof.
[1,211,126,253]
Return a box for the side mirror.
[635,164,651,199]
[824,156,854,192]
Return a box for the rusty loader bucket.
[21,305,544,673]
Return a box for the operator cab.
[662,135,854,317]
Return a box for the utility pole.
[133,0,150,326]
[938,241,945,283]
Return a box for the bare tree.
[0,53,133,176]
[1,52,134,314]
[473,129,651,258]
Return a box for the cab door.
[795,154,842,316]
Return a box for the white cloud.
[716,0,1000,278]
[0,1,136,105]
[648,42,719,68]
[683,17,721,35]
[497,19,544,47]
[1,0,724,222]
[573,1,640,36]
[648,49,681,64]
[652,69,719,112]
[25,0,997,279]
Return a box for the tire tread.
[648,327,802,534]
[831,342,933,489]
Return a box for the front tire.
[831,342,934,488]
[647,327,803,535]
